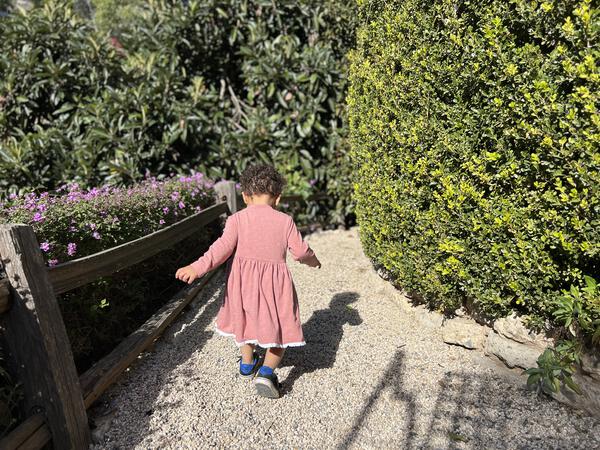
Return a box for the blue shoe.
[239,353,261,379]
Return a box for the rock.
[91,409,116,445]
[442,317,487,350]
[484,331,546,370]
[453,307,468,318]
[493,313,550,345]
[413,305,443,329]
[551,372,600,417]
[581,352,600,382]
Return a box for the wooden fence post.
[214,180,240,214]
[0,225,90,449]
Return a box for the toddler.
[175,164,321,398]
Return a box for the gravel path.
[91,228,600,449]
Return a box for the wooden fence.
[0,182,326,450]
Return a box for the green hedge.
[349,0,599,325]
[0,0,357,223]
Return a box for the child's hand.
[175,265,199,284]
[304,254,321,269]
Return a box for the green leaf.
[448,432,468,442]
[563,376,582,395]
[527,373,542,386]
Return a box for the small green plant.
[525,341,582,396]
[525,276,600,395]
[553,276,600,344]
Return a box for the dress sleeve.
[190,214,238,277]
[287,217,317,265]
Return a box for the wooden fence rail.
[48,202,228,295]
[0,181,327,449]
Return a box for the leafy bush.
[0,0,357,223]
[0,2,215,191]
[349,0,599,324]
[0,173,219,370]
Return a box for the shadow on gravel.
[339,362,590,449]
[424,371,567,449]
[336,348,416,450]
[281,291,362,394]
[96,274,225,447]
[425,371,512,448]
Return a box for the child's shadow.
[280,291,362,394]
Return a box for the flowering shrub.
[0,173,215,266]
[0,173,221,376]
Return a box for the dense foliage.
[0,0,356,223]
[349,0,599,331]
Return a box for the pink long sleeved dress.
[190,203,316,348]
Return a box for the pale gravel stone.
[90,227,600,450]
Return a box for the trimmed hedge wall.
[349,0,599,324]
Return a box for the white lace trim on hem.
[214,326,306,348]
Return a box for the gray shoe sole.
[254,377,280,398]
[239,371,255,380]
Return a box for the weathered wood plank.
[0,225,90,449]
[214,181,240,213]
[0,414,47,450]
[48,202,228,294]
[80,267,221,409]
[0,278,10,313]
[15,421,51,450]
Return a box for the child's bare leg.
[240,343,256,364]
[263,347,285,369]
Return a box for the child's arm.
[287,217,321,268]
[176,215,238,284]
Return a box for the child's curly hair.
[240,164,286,197]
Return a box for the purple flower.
[67,243,77,256]
[48,259,59,267]
[159,219,165,225]
[171,191,180,201]
[178,201,185,209]
[235,183,241,190]
[92,232,101,240]
[309,179,317,186]
[163,207,169,214]
[89,223,97,231]
[40,241,51,252]
[69,226,77,232]
[9,193,17,200]
[37,203,47,212]
[32,212,44,223]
